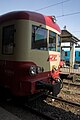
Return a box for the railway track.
[62,79,80,95]
[0,94,80,120]
[63,81,80,87]
[23,95,80,120]
[24,103,55,120]
[47,95,80,107]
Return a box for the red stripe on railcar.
[0,60,51,96]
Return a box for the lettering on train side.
[47,54,57,61]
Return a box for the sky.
[0,0,80,38]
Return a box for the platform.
[60,67,80,75]
[0,107,21,120]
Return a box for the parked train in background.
[63,50,80,64]
[0,11,62,97]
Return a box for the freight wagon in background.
[0,11,63,97]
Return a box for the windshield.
[32,25,61,52]
[48,31,56,51]
[57,35,61,52]
[32,25,47,50]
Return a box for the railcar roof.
[0,11,61,33]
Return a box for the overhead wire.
[57,11,80,18]
[34,0,80,18]
[35,0,71,11]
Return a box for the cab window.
[2,25,15,55]
[49,31,56,51]
[32,25,47,50]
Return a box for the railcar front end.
[0,11,62,97]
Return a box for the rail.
[47,95,80,107]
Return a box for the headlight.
[37,66,42,73]
[37,66,44,73]
[29,65,44,76]
[29,65,37,75]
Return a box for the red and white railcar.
[0,11,62,96]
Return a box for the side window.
[78,52,80,56]
[49,31,56,51]
[65,51,67,56]
[57,35,61,52]
[2,25,15,55]
[32,25,47,50]
[75,51,76,57]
